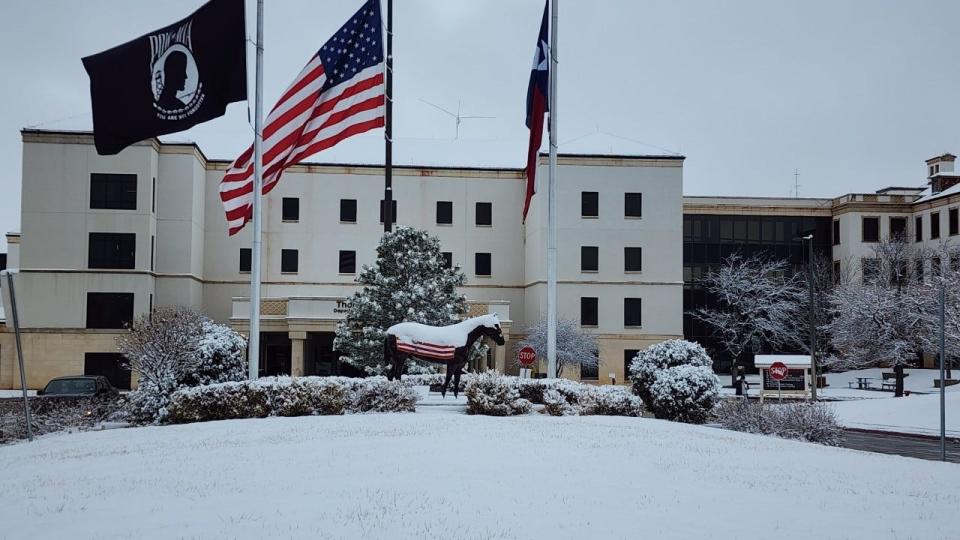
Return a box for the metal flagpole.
[383,0,393,233]
[248,0,265,380]
[546,0,558,378]
[5,272,32,441]
[939,284,946,461]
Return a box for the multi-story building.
[0,130,684,389]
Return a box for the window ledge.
[436,222,454,227]
[581,270,599,274]
[475,224,493,228]
[281,272,299,275]
[624,216,643,220]
[338,273,356,276]
[339,221,357,224]
[624,325,643,329]
[580,324,598,329]
[474,274,492,278]
[282,220,299,224]
[581,215,599,219]
[239,270,251,275]
[624,270,643,274]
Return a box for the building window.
[581,191,599,218]
[86,293,134,329]
[624,298,642,327]
[832,220,840,246]
[379,199,397,224]
[950,208,959,236]
[339,250,356,274]
[931,212,940,239]
[475,253,491,276]
[150,235,155,271]
[84,353,132,390]
[281,249,298,273]
[90,173,137,210]
[885,217,905,241]
[239,248,251,273]
[476,202,492,226]
[340,199,357,223]
[581,361,599,381]
[915,216,923,243]
[88,233,135,269]
[436,201,453,225]
[624,247,642,272]
[625,193,642,218]
[282,198,299,222]
[624,349,639,381]
[441,252,453,269]
[581,246,598,272]
[861,258,880,284]
[862,217,880,243]
[833,260,841,284]
[580,297,598,326]
[152,177,156,214]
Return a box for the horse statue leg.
[384,336,395,381]
[452,362,465,399]
[441,364,455,398]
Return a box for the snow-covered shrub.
[349,378,418,413]
[180,320,247,387]
[629,340,720,423]
[542,388,576,416]
[465,372,532,416]
[579,386,644,417]
[167,381,271,423]
[0,396,124,444]
[713,399,842,446]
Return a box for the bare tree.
[691,254,806,388]
[516,317,599,378]
[117,306,205,392]
[914,242,960,379]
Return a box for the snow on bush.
[542,388,576,416]
[0,396,125,444]
[629,339,720,424]
[167,377,415,424]
[465,372,532,416]
[713,399,842,446]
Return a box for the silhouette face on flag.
[524,1,550,222]
[219,0,386,236]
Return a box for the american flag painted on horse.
[395,340,456,361]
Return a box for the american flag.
[219,0,385,235]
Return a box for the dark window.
[90,173,137,210]
[150,235,155,271]
[339,250,356,273]
[282,198,299,221]
[441,252,453,269]
[862,258,880,283]
[832,220,840,245]
[932,256,942,277]
[890,217,907,240]
[581,246,598,272]
[931,212,941,239]
[281,249,298,273]
[624,247,642,272]
[152,177,156,213]
[624,349,639,381]
[340,199,357,222]
[475,253,491,276]
[86,293,134,329]
[476,202,492,226]
[950,208,959,236]
[84,353,131,390]
[833,260,841,284]
[624,298,642,327]
[580,297,598,326]
[915,216,923,243]
[436,201,453,225]
[625,193,642,218]
[581,191,599,217]
[581,361,599,381]
[239,248,251,272]
[88,233,135,269]
[0,254,6,271]
[379,199,398,224]
[862,217,880,242]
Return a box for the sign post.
[518,346,536,379]
[769,361,789,404]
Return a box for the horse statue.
[384,314,506,397]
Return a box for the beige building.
[0,129,685,389]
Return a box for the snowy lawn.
[1,411,958,539]
[832,391,960,437]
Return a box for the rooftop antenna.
[419,98,494,139]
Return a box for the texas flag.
[523,1,549,223]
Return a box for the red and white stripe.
[396,340,457,361]
[219,56,385,235]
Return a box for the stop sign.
[769,361,789,381]
[518,346,537,367]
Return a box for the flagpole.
[248,0,265,380]
[546,0,558,379]
[383,0,393,233]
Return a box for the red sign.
[518,346,537,367]
[769,362,789,381]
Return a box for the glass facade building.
[682,213,832,373]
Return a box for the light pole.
[802,234,818,401]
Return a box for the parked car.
[37,376,119,397]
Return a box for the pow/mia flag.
[82,0,246,155]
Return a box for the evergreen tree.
[334,227,468,374]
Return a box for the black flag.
[82,0,246,155]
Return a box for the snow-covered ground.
[832,391,960,437]
[722,368,959,400]
[1,408,958,539]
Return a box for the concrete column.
[289,331,307,377]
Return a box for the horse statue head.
[473,313,506,346]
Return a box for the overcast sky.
[2,0,959,251]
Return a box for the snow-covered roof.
[754,355,811,368]
[914,182,960,203]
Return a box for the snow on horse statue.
[384,314,506,397]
